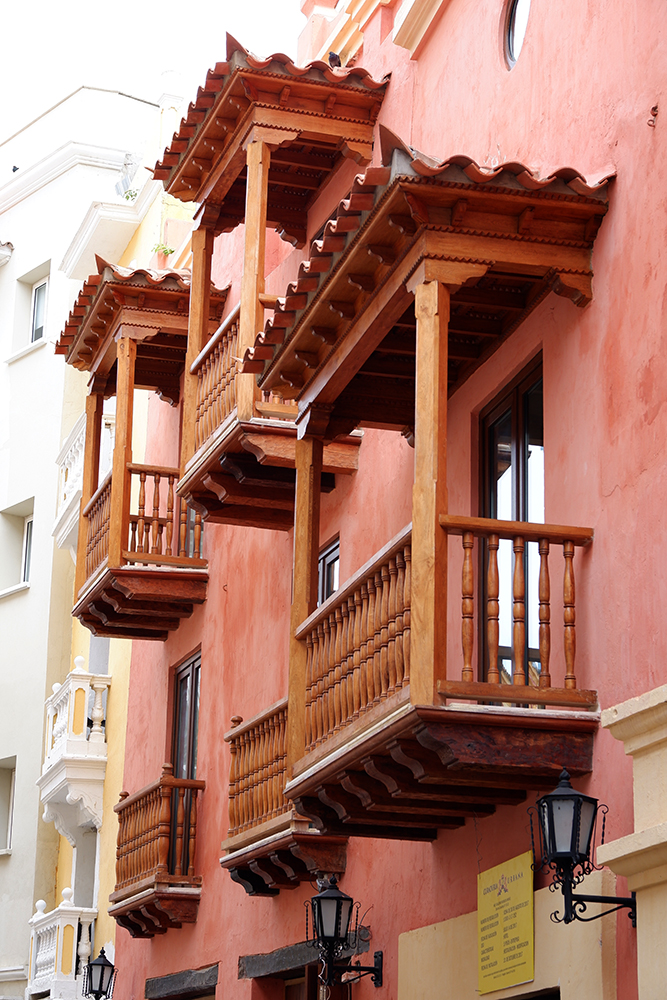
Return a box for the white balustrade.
[53,412,115,556]
[27,889,97,1000]
[44,658,110,770]
[38,657,111,843]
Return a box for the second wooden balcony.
[220,699,347,895]
[177,308,361,531]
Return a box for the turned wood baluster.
[137,472,146,553]
[352,590,362,717]
[315,623,326,744]
[150,475,161,553]
[538,539,551,688]
[345,596,356,724]
[339,602,350,727]
[358,584,369,712]
[157,765,172,873]
[194,372,203,450]
[403,546,412,681]
[166,476,175,554]
[305,634,314,749]
[395,550,406,687]
[228,737,238,835]
[129,519,137,553]
[366,577,377,706]
[179,498,187,557]
[333,607,343,731]
[563,541,577,689]
[373,570,384,702]
[513,537,526,685]
[328,612,337,736]
[461,532,475,682]
[194,513,202,557]
[320,618,331,740]
[387,557,398,694]
[174,787,185,875]
[188,790,198,876]
[240,732,249,830]
[487,534,500,684]
[117,791,128,886]
[379,563,391,697]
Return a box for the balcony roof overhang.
[153,34,389,247]
[242,128,613,438]
[55,257,228,403]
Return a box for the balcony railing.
[226,699,289,839]
[82,464,203,584]
[439,514,595,707]
[114,764,205,892]
[191,309,296,454]
[27,889,96,1000]
[44,659,110,771]
[296,527,412,752]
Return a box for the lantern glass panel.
[577,798,596,860]
[319,895,340,941]
[551,796,576,854]
[339,896,353,941]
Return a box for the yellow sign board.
[478,850,534,995]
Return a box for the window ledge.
[0,582,29,600]
[393,0,453,57]
[5,338,49,365]
[0,849,12,856]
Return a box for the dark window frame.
[172,653,201,781]
[318,537,340,606]
[479,357,543,682]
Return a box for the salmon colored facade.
[58,2,667,999]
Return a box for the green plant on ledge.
[152,243,175,256]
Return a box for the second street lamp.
[306,876,383,987]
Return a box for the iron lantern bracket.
[553,878,636,927]
[324,951,383,988]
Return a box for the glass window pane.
[22,518,33,582]
[175,675,190,779]
[32,282,46,341]
[525,379,544,523]
[508,0,530,64]
[490,409,513,519]
[191,665,200,778]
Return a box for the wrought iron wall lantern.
[529,769,636,927]
[82,949,117,1000]
[305,875,383,987]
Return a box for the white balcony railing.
[38,658,111,843]
[27,889,97,1000]
[54,412,115,556]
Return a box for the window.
[318,538,340,606]
[30,279,48,342]
[173,654,201,780]
[504,0,531,68]
[21,516,33,582]
[481,362,543,682]
[0,757,16,852]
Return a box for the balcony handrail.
[439,514,594,546]
[191,303,240,375]
[440,512,596,706]
[82,469,112,518]
[115,771,205,813]
[296,523,412,639]
[126,461,180,477]
[224,696,289,742]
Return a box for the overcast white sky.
[1,0,306,143]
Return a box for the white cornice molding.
[60,179,162,279]
[0,241,13,266]
[0,142,127,215]
[392,0,452,57]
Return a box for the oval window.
[505,0,531,68]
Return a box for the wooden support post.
[407,259,488,705]
[108,335,136,568]
[287,436,323,775]
[75,391,104,597]
[410,278,450,704]
[237,139,270,421]
[180,226,214,475]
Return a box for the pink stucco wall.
[112,2,667,996]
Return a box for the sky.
[1,0,306,143]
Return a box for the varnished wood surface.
[440,513,594,545]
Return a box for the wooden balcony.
[220,699,347,895]
[74,463,207,640]
[285,517,598,841]
[109,765,205,937]
[55,260,228,638]
[178,308,361,530]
